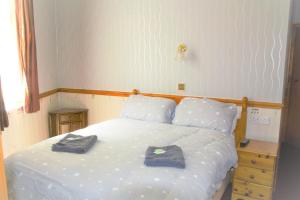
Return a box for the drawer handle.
[251,160,256,164]
[266,155,270,159]
[262,169,266,173]
[258,154,261,158]
[249,175,255,179]
[234,188,238,192]
[259,194,264,197]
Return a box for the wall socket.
[178,83,185,90]
[249,108,271,125]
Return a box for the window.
[0,0,25,111]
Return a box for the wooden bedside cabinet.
[49,108,88,137]
[232,140,279,200]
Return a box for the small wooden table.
[232,140,279,200]
[49,108,88,137]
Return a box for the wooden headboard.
[132,89,248,147]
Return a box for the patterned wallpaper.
[294,0,300,23]
[33,0,58,92]
[55,0,291,103]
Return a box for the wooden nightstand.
[49,108,88,137]
[231,140,279,200]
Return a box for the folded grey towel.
[144,145,185,169]
[52,134,98,154]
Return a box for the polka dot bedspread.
[5,118,237,200]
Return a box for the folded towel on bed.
[144,145,185,169]
[52,134,98,154]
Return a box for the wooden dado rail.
[39,88,283,109]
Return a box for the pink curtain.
[15,0,40,113]
[0,78,8,131]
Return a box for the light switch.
[178,83,185,91]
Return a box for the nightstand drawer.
[59,114,70,123]
[233,179,272,200]
[235,166,274,186]
[231,193,256,200]
[59,113,82,123]
[59,123,71,134]
[70,113,82,122]
[239,151,275,171]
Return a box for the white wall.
[294,0,300,23]
[34,0,58,92]
[57,93,126,125]
[55,0,291,103]
[2,95,59,157]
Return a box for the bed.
[5,93,248,200]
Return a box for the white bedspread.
[6,118,237,200]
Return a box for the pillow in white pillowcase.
[172,98,238,134]
[121,95,176,123]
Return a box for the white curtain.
[0,0,25,111]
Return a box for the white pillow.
[172,98,238,134]
[121,95,176,123]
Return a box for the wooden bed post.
[0,132,8,200]
[235,97,248,147]
[240,97,248,140]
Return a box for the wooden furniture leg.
[0,132,8,200]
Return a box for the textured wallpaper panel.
[33,0,58,92]
[295,0,300,23]
[55,0,291,102]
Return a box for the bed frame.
[131,89,248,200]
[132,89,248,147]
[0,90,247,200]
